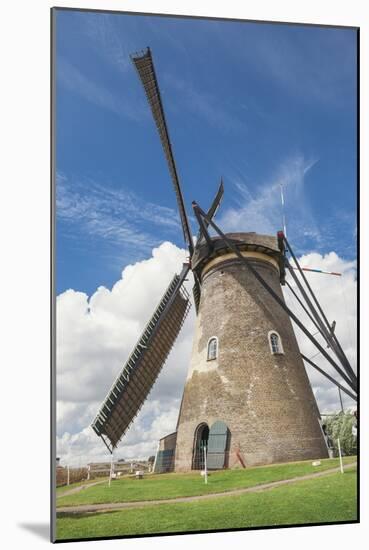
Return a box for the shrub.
[325,412,357,456]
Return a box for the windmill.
[91,48,357,471]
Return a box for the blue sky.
[55,10,357,296]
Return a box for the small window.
[207,337,218,361]
[268,331,284,354]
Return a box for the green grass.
[56,468,357,540]
[56,456,355,507]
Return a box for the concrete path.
[56,480,107,499]
[56,462,356,515]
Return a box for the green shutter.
[207,421,229,469]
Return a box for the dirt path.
[56,480,107,499]
[56,462,356,515]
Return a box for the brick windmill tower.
[92,49,357,471]
[174,232,328,471]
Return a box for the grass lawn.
[56,456,356,507]
[56,468,357,540]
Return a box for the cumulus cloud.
[283,251,357,412]
[56,242,356,466]
[56,241,195,465]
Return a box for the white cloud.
[57,402,181,467]
[56,242,356,466]
[56,241,195,465]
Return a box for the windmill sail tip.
[130,46,151,61]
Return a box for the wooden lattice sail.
[91,266,190,452]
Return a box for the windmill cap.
[191,232,281,276]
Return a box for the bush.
[325,412,357,456]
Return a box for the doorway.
[192,423,209,470]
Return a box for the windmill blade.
[131,48,194,257]
[91,265,191,452]
[192,179,224,313]
[196,179,224,246]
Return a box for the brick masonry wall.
[174,235,328,471]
